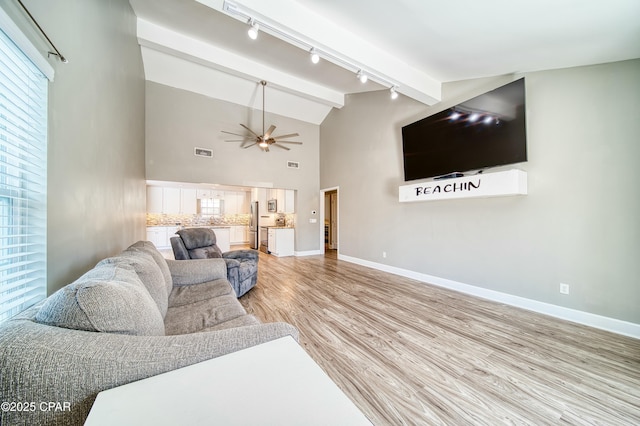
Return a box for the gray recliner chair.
[170,228,259,297]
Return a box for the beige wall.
[3,0,147,293]
[320,60,640,325]
[145,81,321,253]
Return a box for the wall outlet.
[382,251,387,258]
[560,283,570,294]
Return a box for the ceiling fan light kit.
[222,80,303,152]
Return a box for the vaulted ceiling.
[129,0,640,124]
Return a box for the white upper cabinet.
[274,189,295,213]
[148,185,278,216]
[223,191,250,215]
[163,188,181,214]
[147,187,163,213]
[147,187,197,215]
[283,189,295,213]
[196,189,224,199]
[180,189,197,214]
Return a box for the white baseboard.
[338,254,640,339]
[295,249,323,257]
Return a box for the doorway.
[322,188,338,256]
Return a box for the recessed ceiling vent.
[194,147,213,158]
[287,161,300,169]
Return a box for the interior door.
[329,191,338,250]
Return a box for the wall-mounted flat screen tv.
[402,78,527,181]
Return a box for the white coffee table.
[85,336,371,425]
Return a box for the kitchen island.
[267,227,294,257]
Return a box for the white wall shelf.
[399,169,527,203]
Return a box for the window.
[198,198,224,217]
[0,24,48,323]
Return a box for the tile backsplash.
[146,213,250,227]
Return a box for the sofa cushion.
[128,241,173,295]
[166,258,228,286]
[98,251,169,318]
[168,278,234,308]
[35,263,165,336]
[164,295,246,335]
[198,314,261,332]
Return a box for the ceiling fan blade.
[276,141,303,145]
[263,124,276,140]
[239,123,261,138]
[225,139,253,142]
[221,130,250,137]
[242,142,258,149]
[272,143,290,150]
[272,133,299,139]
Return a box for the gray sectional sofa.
[0,241,298,426]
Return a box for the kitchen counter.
[182,225,231,229]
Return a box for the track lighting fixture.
[309,48,319,64]
[247,19,259,40]
[225,2,403,101]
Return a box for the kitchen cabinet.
[230,225,248,245]
[255,189,295,214]
[196,189,224,199]
[163,188,181,214]
[217,191,250,215]
[146,187,163,213]
[180,189,197,214]
[147,187,196,215]
[196,189,211,199]
[254,188,294,215]
[238,191,249,213]
[278,189,294,213]
[267,228,294,257]
[146,226,166,248]
[212,227,230,253]
[257,188,269,215]
[146,226,179,249]
[275,189,285,213]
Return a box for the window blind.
[0,27,47,323]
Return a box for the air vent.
[194,147,213,158]
[287,161,300,169]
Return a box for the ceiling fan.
[222,80,303,152]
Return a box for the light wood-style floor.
[239,251,640,425]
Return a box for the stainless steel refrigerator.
[249,201,259,249]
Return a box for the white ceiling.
[129,0,640,124]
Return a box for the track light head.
[357,70,368,83]
[390,86,399,100]
[247,19,259,40]
[309,48,320,64]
